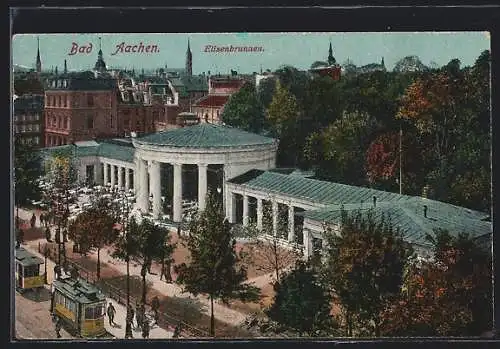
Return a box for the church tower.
[35,37,42,74]
[185,38,193,76]
[94,37,107,73]
[327,41,336,66]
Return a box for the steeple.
[185,38,193,76]
[327,41,336,66]
[381,57,385,68]
[36,36,42,73]
[64,59,68,74]
[94,36,107,73]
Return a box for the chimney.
[373,196,377,208]
[423,205,428,218]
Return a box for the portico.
[132,123,278,221]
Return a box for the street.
[14,288,72,340]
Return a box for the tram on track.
[15,247,45,293]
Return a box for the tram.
[15,247,45,293]
[50,275,107,338]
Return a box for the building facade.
[14,94,45,147]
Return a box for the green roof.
[229,170,491,246]
[302,201,491,247]
[39,139,135,163]
[53,277,106,304]
[15,247,44,266]
[98,141,135,162]
[136,123,276,148]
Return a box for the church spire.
[64,59,68,74]
[36,36,42,73]
[185,38,193,76]
[94,36,107,73]
[327,41,336,66]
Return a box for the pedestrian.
[142,319,150,339]
[39,213,44,227]
[45,227,52,242]
[160,259,166,281]
[55,317,62,338]
[165,259,172,283]
[128,304,135,330]
[30,213,36,229]
[107,302,116,326]
[135,303,144,330]
[172,323,181,338]
[125,305,134,338]
[54,265,61,280]
[151,296,160,325]
[62,229,68,243]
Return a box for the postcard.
[12,31,492,340]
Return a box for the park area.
[20,207,301,338]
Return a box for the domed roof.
[135,123,276,148]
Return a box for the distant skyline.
[12,32,490,74]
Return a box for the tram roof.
[53,276,106,304]
[15,247,44,266]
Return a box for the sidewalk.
[19,242,173,339]
[104,299,173,339]
[17,207,250,327]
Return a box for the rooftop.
[135,123,276,148]
[15,247,44,266]
[193,95,230,108]
[53,276,106,304]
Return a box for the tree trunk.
[141,267,147,305]
[274,240,280,283]
[97,248,101,280]
[210,294,215,337]
[346,311,352,337]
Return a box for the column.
[272,201,278,237]
[256,198,263,230]
[110,165,116,187]
[242,195,249,226]
[223,165,230,218]
[303,229,312,260]
[94,162,102,185]
[288,205,295,242]
[230,193,237,224]
[103,163,108,185]
[198,163,208,211]
[173,163,183,222]
[117,167,123,189]
[151,161,162,219]
[138,159,149,212]
[125,168,131,190]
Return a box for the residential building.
[14,94,45,147]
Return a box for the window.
[23,265,39,277]
[15,125,19,133]
[86,115,94,129]
[34,137,40,144]
[87,94,94,107]
[109,115,114,129]
[34,113,40,121]
[26,124,32,132]
[58,116,62,129]
[85,304,105,319]
[123,118,130,129]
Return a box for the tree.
[257,75,277,110]
[267,261,333,336]
[267,80,300,137]
[239,202,301,284]
[114,217,174,305]
[14,135,43,224]
[68,197,119,280]
[304,111,377,185]
[221,83,266,133]
[42,148,79,267]
[174,191,260,337]
[381,230,492,336]
[322,209,414,336]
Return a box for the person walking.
[30,213,36,229]
[45,226,52,242]
[135,303,144,331]
[107,302,116,326]
[172,323,181,339]
[125,305,134,339]
[39,213,44,227]
[55,317,62,338]
[141,319,150,339]
[151,296,160,326]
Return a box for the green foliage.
[221,83,266,133]
[257,76,277,109]
[174,191,260,336]
[267,261,333,336]
[322,209,414,336]
[14,135,43,207]
[113,217,175,303]
[381,230,492,336]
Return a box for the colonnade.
[228,192,297,243]
[135,159,215,221]
[102,162,135,191]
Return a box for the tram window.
[85,305,104,319]
[23,265,39,277]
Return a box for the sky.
[12,32,490,74]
